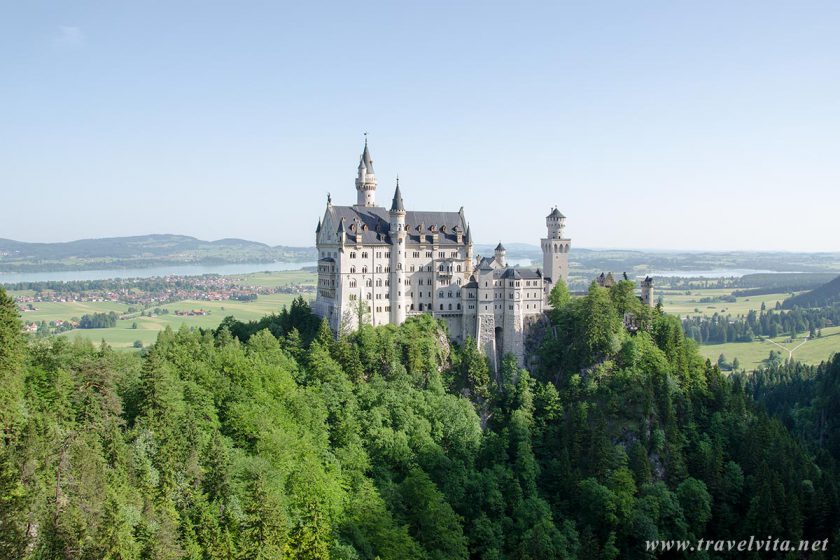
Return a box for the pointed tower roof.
[495,242,506,252]
[361,138,374,173]
[465,224,472,243]
[390,177,405,212]
[547,207,566,219]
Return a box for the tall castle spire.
[355,135,377,206]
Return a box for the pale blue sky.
[1,1,839,250]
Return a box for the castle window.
[362,252,368,258]
[366,293,371,299]
[448,303,452,310]
[350,266,356,273]
[385,252,390,258]
[439,291,444,298]
[439,304,443,311]
[509,305,514,310]
[349,294,357,301]
[419,303,423,311]
[350,252,356,259]
[456,265,461,272]
[438,252,445,258]
[451,251,457,258]
[349,279,357,288]
[457,303,461,310]
[366,279,372,287]
[426,251,433,258]
[376,279,382,287]
[362,266,368,273]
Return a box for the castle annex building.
[314,141,571,369]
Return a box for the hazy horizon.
[2,2,839,251]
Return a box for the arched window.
[349,279,357,288]
[361,266,368,273]
[350,266,356,273]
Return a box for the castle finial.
[327,192,332,205]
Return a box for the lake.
[0,261,317,284]
[647,269,778,278]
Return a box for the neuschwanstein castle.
[314,140,571,370]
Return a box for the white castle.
[314,140,571,369]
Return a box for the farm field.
[10,270,316,350]
[57,293,310,350]
[660,286,840,368]
[696,326,840,369]
[659,288,797,318]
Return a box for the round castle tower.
[355,139,377,207]
[389,179,407,324]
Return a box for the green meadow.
[659,287,840,368]
[11,270,316,350]
[658,288,797,318]
[695,326,840,369]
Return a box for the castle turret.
[389,178,407,324]
[494,242,507,268]
[355,139,377,207]
[641,276,654,307]
[541,207,571,296]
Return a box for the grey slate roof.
[390,182,405,212]
[501,267,543,280]
[361,142,374,173]
[547,207,566,219]
[495,242,506,252]
[325,205,468,246]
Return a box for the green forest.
[1,281,839,559]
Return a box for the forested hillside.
[0,235,314,272]
[783,275,840,309]
[1,282,839,559]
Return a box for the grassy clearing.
[696,326,840,369]
[659,288,797,318]
[11,270,316,350]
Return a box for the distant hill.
[782,275,840,309]
[0,234,316,273]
